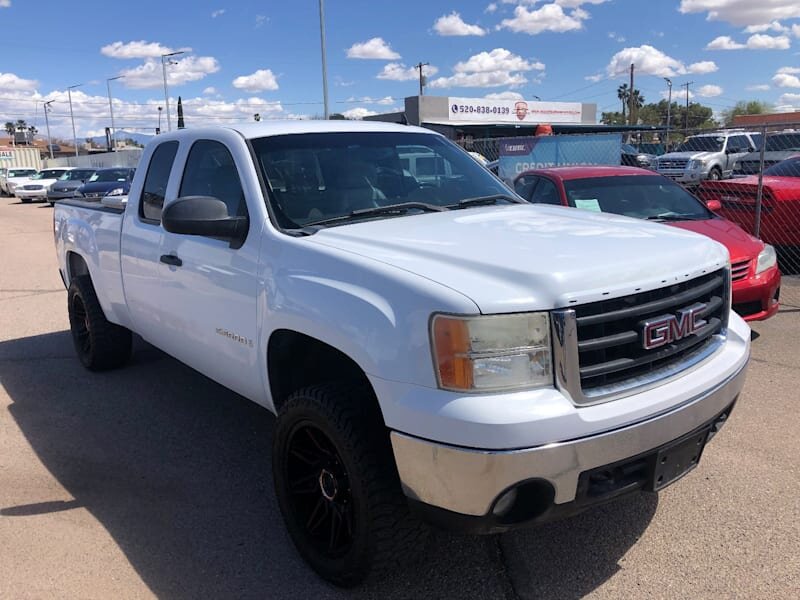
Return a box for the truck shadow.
[0,331,656,599]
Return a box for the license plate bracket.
[650,426,711,491]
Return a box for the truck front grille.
[658,158,688,170]
[553,270,730,404]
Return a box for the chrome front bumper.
[391,357,748,517]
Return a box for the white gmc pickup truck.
[54,121,750,586]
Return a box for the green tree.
[601,111,626,125]
[629,90,645,124]
[617,84,629,121]
[720,100,773,126]
[4,121,14,139]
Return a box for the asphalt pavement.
[1,196,798,599]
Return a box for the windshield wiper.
[304,202,448,228]
[645,213,704,222]
[450,194,526,208]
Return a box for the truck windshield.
[765,133,800,152]
[563,175,711,221]
[89,169,131,182]
[250,131,513,228]
[31,169,65,180]
[674,137,724,153]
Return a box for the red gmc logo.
[642,303,708,350]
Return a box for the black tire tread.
[68,275,132,371]
[275,383,427,586]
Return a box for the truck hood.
[308,204,729,313]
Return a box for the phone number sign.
[447,97,582,124]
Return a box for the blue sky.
[2,0,800,139]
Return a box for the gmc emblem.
[642,303,708,350]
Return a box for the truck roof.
[221,119,434,140]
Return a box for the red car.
[697,155,800,249]
[514,166,781,321]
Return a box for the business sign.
[498,134,622,184]
[448,97,583,124]
[0,150,13,161]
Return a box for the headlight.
[688,159,706,169]
[7,181,17,190]
[756,244,777,274]
[431,312,552,392]
[105,187,125,196]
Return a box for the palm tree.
[629,90,645,124]
[617,84,630,120]
[4,122,14,139]
[28,125,38,136]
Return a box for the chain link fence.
[458,123,800,313]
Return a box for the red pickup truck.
[514,166,781,321]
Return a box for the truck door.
[724,135,750,176]
[156,138,262,401]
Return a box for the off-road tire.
[67,275,132,370]
[273,383,427,587]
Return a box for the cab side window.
[529,177,562,205]
[515,175,539,201]
[140,141,179,223]
[179,140,247,218]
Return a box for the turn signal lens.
[431,313,552,392]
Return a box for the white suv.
[657,131,762,184]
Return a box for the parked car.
[698,155,800,271]
[621,143,656,169]
[515,165,781,321]
[731,131,800,177]
[15,168,73,202]
[74,167,136,199]
[54,122,750,586]
[1,167,38,196]
[47,168,97,205]
[656,131,762,185]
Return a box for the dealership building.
[365,95,601,140]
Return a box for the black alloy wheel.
[286,422,356,558]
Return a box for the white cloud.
[346,95,396,105]
[346,37,401,60]
[745,34,791,49]
[484,91,525,100]
[485,3,497,13]
[429,48,544,89]
[119,56,220,89]
[0,72,38,91]
[584,73,604,82]
[662,87,694,102]
[746,84,771,91]
[687,60,718,74]
[434,12,487,36]
[743,20,788,33]
[342,107,378,119]
[202,86,217,95]
[608,32,626,43]
[605,45,711,78]
[333,76,355,87]
[706,35,745,50]
[777,92,800,106]
[232,69,279,92]
[696,84,723,97]
[793,24,800,38]
[101,40,189,59]
[211,9,225,18]
[376,63,438,81]
[773,70,800,88]
[499,2,591,35]
[0,1,11,7]
[255,15,267,28]
[679,0,800,27]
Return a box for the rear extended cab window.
[140,141,179,223]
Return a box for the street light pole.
[318,0,329,119]
[67,84,82,157]
[664,77,672,152]
[106,75,124,151]
[157,106,163,134]
[43,100,54,160]
[161,51,185,132]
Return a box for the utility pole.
[628,63,635,126]
[319,0,330,119]
[682,81,693,130]
[161,51,185,132]
[43,100,54,160]
[157,106,162,134]
[67,83,82,157]
[664,77,672,151]
[415,62,430,96]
